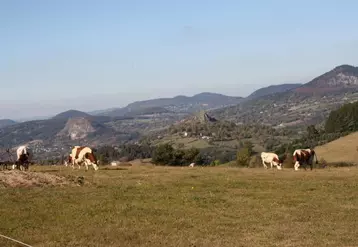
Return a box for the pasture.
[1,165,358,247]
[315,131,358,164]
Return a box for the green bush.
[236,148,251,167]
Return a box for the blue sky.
[1,0,358,119]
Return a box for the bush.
[283,153,294,169]
[248,155,261,168]
[236,148,250,167]
[210,159,221,166]
[152,143,174,165]
[151,144,201,166]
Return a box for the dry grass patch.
[0,166,358,246]
[0,170,86,188]
[315,131,358,164]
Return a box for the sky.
[1,0,358,120]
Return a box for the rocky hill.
[295,65,358,94]
[0,108,186,160]
[0,119,17,128]
[211,64,358,127]
[52,110,92,120]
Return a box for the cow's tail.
[313,150,318,164]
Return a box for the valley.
[0,64,358,163]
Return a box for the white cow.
[68,146,99,171]
[261,152,283,170]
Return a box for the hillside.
[211,64,358,127]
[296,65,358,93]
[246,83,302,100]
[124,106,172,116]
[52,110,92,120]
[96,92,244,117]
[0,119,17,128]
[315,132,358,164]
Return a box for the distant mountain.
[97,92,244,117]
[211,64,358,127]
[52,110,92,120]
[294,65,358,94]
[247,83,302,100]
[0,119,17,128]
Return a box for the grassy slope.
[155,135,267,152]
[315,131,358,164]
[1,166,358,246]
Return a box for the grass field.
[315,132,358,164]
[1,165,358,247]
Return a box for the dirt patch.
[0,170,87,188]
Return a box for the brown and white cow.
[292,148,318,171]
[68,146,99,171]
[261,152,283,170]
[13,145,32,171]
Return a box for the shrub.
[248,155,261,168]
[210,159,221,166]
[152,143,174,165]
[236,148,250,167]
[283,153,294,169]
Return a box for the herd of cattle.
[0,145,319,171]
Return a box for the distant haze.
[1,1,358,119]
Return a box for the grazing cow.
[293,148,318,171]
[261,152,283,170]
[68,146,99,171]
[13,145,32,171]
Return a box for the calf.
[293,148,318,171]
[261,152,283,170]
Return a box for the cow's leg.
[92,162,99,171]
[270,162,273,169]
[294,161,300,171]
[84,160,89,171]
[262,160,268,169]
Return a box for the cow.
[292,148,318,171]
[13,145,32,171]
[261,152,283,170]
[68,146,99,171]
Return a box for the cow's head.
[273,157,283,170]
[85,152,97,164]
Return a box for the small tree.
[152,143,174,165]
[236,148,250,167]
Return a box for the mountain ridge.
[0,64,358,159]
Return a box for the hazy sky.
[1,0,358,120]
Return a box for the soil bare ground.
[0,170,86,188]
